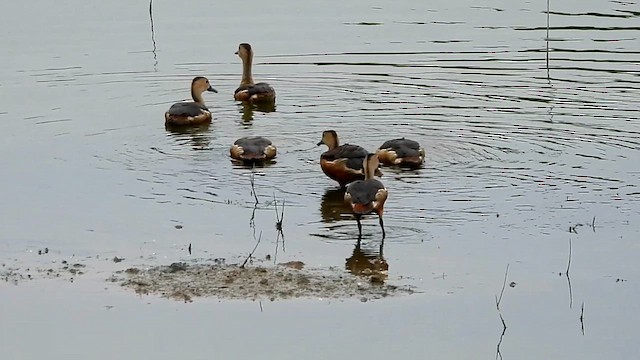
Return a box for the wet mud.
[110,259,415,303]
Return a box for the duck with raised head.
[377,138,425,168]
[230,136,277,163]
[317,130,382,188]
[344,153,388,238]
[165,77,217,127]
[234,43,276,103]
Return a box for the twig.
[496,264,509,309]
[580,302,585,335]
[566,237,572,275]
[274,193,285,232]
[273,193,286,263]
[496,317,506,360]
[240,231,262,268]
[566,237,573,308]
[149,0,158,70]
[249,202,257,228]
[249,167,259,204]
[546,0,550,80]
[495,264,509,360]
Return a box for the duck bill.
[207,86,218,93]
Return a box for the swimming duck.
[234,43,276,103]
[165,77,217,127]
[377,138,425,168]
[317,130,382,188]
[344,153,388,238]
[230,136,277,162]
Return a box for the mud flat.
[110,260,416,303]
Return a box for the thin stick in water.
[240,231,263,268]
[580,302,585,335]
[496,264,509,309]
[250,167,259,204]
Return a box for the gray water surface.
[1,0,639,359]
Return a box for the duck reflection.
[345,237,388,283]
[319,188,352,223]
[165,123,211,150]
[238,101,276,123]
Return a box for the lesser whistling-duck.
[165,77,217,127]
[344,153,388,238]
[317,130,382,188]
[377,138,425,168]
[230,136,277,162]
[234,43,276,103]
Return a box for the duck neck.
[326,135,339,150]
[191,89,205,105]
[241,54,254,86]
[363,158,375,180]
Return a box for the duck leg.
[379,215,386,239]
[355,214,363,237]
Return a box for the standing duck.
[344,153,388,238]
[234,43,276,103]
[165,77,217,127]
[317,130,382,188]
[230,136,277,163]
[377,138,425,168]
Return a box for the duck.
[165,77,217,127]
[234,43,276,103]
[317,130,382,188]
[377,138,425,168]
[230,136,277,162]
[344,153,388,238]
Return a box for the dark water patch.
[516,25,640,31]
[547,10,638,19]
[34,118,73,125]
[470,6,504,12]
[343,22,384,26]
[431,40,472,44]
[23,115,45,120]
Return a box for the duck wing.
[379,138,421,157]
[234,136,273,156]
[235,83,274,96]
[166,102,208,117]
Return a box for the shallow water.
[1,0,639,359]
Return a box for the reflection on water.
[319,188,350,223]
[148,0,158,71]
[230,158,278,169]
[238,101,277,124]
[164,124,212,151]
[345,237,388,282]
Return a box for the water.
[1,0,639,359]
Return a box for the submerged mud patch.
[1,259,86,284]
[110,260,415,302]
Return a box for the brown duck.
[377,138,425,168]
[344,153,388,238]
[234,43,276,103]
[317,130,382,188]
[165,77,217,127]
[230,136,277,162]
